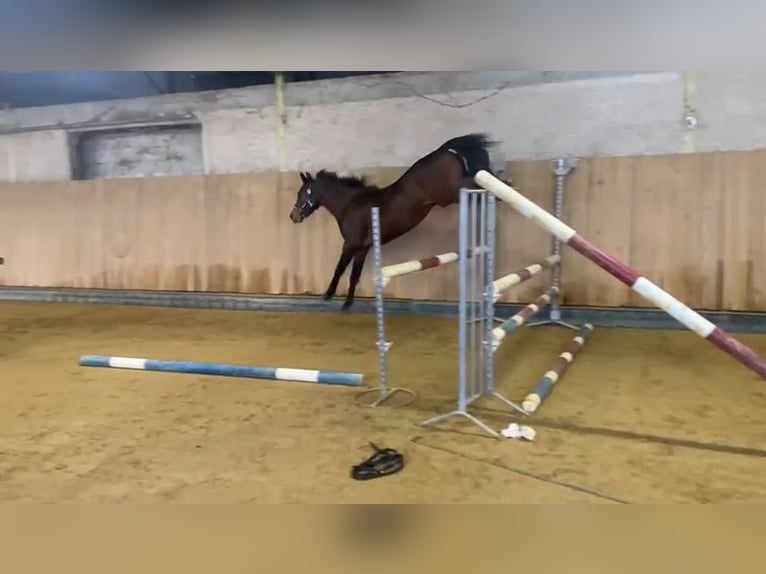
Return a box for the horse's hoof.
[323,292,334,301]
[342,301,354,311]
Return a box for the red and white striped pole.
[475,170,766,380]
[492,254,561,300]
[492,287,558,349]
[381,247,485,286]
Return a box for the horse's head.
[290,171,321,223]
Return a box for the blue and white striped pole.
[79,355,364,387]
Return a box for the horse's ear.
[299,171,313,183]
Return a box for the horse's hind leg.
[324,245,354,301]
[342,248,369,311]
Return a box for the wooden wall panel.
[101,176,207,291]
[719,151,766,311]
[562,155,638,308]
[0,181,105,288]
[0,149,765,312]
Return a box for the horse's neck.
[320,185,361,220]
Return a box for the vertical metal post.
[457,188,469,413]
[549,158,568,321]
[421,188,525,438]
[468,191,480,402]
[528,157,579,331]
[484,193,497,394]
[354,207,416,408]
[372,207,389,394]
[422,189,496,437]
[476,190,487,399]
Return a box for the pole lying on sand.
[491,287,558,350]
[475,170,766,381]
[522,323,594,413]
[79,355,365,387]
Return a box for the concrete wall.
[203,73,682,174]
[0,130,70,181]
[4,71,766,181]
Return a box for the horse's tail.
[440,133,499,176]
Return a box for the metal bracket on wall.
[682,71,699,153]
[275,72,288,172]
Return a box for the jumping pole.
[491,287,558,350]
[79,355,365,386]
[475,169,766,381]
[522,323,594,413]
[492,255,560,301]
[381,247,486,287]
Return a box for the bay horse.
[289,133,500,310]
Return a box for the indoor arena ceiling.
[0,72,396,109]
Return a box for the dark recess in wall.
[188,71,395,90]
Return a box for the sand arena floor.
[1,300,766,503]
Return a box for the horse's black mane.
[438,133,496,153]
[316,169,377,191]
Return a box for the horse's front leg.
[342,248,370,311]
[324,245,354,301]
